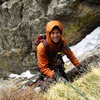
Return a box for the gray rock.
[0,0,100,78]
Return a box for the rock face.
[65,45,100,80]
[79,45,100,68]
[0,0,100,78]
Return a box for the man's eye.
[52,32,55,34]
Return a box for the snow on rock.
[9,70,35,79]
[63,26,100,63]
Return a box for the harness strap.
[42,40,64,72]
[43,40,64,58]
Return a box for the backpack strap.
[42,40,50,56]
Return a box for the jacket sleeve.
[37,43,55,78]
[62,38,80,67]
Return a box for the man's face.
[50,29,62,43]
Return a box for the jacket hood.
[46,20,63,48]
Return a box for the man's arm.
[37,43,55,78]
[62,41,80,67]
[62,38,86,73]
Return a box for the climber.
[36,20,85,84]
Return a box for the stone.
[0,0,100,78]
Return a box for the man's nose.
[54,33,58,36]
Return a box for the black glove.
[77,65,86,73]
[53,73,67,84]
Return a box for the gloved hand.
[77,65,86,73]
[53,73,67,84]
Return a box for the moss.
[63,12,96,44]
[78,14,96,28]
[75,3,97,29]
[66,22,80,32]
[0,58,12,71]
[63,3,97,35]
[66,14,96,32]
[63,24,81,45]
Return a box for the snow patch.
[63,26,100,63]
[9,70,35,79]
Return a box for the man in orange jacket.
[37,20,85,83]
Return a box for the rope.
[65,82,89,100]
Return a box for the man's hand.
[53,73,67,84]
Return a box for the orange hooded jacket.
[37,20,80,78]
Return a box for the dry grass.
[0,87,47,100]
[0,65,100,100]
[45,67,100,100]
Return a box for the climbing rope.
[65,82,89,100]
